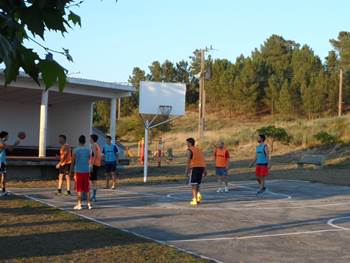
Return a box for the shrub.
[117,117,144,140]
[314,131,342,146]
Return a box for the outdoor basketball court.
[12,179,350,263]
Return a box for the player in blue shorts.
[214,141,230,193]
[0,131,24,196]
[102,135,119,190]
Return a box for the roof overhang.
[0,72,135,100]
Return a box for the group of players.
[1,130,270,208]
[185,134,270,206]
[55,133,119,210]
[0,131,119,209]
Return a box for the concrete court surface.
[12,180,350,263]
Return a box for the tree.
[265,75,281,115]
[162,60,175,81]
[330,32,350,110]
[330,32,350,70]
[277,80,293,116]
[324,51,339,114]
[148,61,162,81]
[232,59,258,114]
[175,60,199,105]
[93,101,110,132]
[126,34,346,119]
[257,125,291,153]
[122,67,146,116]
[0,0,84,90]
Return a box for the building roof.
[0,71,135,100]
[67,76,134,92]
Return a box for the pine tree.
[277,81,293,116]
[148,61,162,81]
[162,60,175,81]
[265,75,281,115]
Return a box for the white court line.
[229,183,292,200]
[12,191,224,263]
[327,216,350,230]
[170,228,346,243]
[165,183,292,203]
[15,188,350,212]
[121,201,350,211]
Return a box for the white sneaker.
[224,187,229,193]
[87,203,92,210]
[73,204,82,210]
[216,188,223,193]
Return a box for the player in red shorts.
[70,135,92,210]
[250,134,270,195]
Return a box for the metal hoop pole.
[144,120,149,183]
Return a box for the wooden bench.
[297,154,325,169]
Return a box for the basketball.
[17,131,26,140]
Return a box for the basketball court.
[12,180,350,263]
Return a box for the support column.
[110,97,117,143]
[39,90,49,157]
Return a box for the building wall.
[47,101,93,148]
[0,101,40,146]
[0,100,93,148]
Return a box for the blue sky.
[32,0,349,83]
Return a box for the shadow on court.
[11,180,350,263]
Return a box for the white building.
[0,73,134,179]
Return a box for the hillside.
[141,111,350,166]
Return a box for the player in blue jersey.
[250,134,270,195]
[70,135,92,210]
[102,135,119,190]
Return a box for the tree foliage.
[257,125,291,153]
[314,131,342,146]
[122,33,347,120]
[0,0,85,90]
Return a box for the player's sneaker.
[256,188,265,195]
[111,186,116,190]
[91,196,96,202]
[197,192,202,203]
[55,189,62,195]
[224,187,229,193]
[216,188,223,193]
[87,203,93,210]
[64,191,71,196]
[73,204,82,210]
[190,198,198,206]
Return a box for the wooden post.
[338,68,343,117]
[198,49,205,138]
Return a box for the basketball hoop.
[139,81,186,183]
[159,105,172,116]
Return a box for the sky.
[31,0,350,83]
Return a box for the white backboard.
[139,81,186,116]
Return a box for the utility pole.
[198,46,213,139]
[198,49,205,138]
[338,68,343,117]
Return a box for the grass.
[0,195,209,263]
